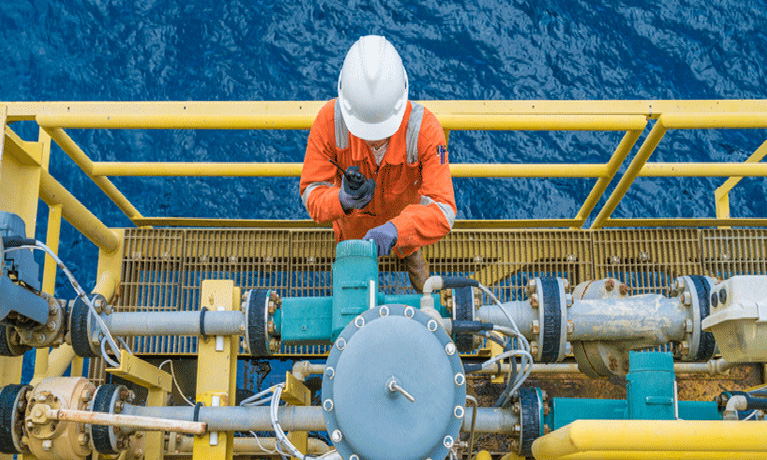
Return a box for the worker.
[300,35,456,292]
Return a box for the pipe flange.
[69,298,98,358]
[244,289,275,357]
[322,304,465,460]
[516,386,544,457]
[537,277,566,362]
[0,384,32,454]
[90,384,128,454]
[0,326,31,357]
[683,276,717,361]
[452,286,476,353]
[22,293,66,348]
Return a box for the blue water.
[2,1,767,382]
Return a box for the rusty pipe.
[46,409,207,435]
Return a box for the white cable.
[13,242,126,364]
[159,360,195,406]
[249,431,280,455]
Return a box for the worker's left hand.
[363,222,398,256]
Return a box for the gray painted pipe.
[479,296,687,345]
[102,311,245,336]
[123,405,517,433]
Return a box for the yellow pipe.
[639,162,767,176]
[129,217,586,229]
[591,120,667,228]
[38,170,120,252]
[32,204,63,384]
[90,162,608,178]
[30,345,76,386]
[604,218,767,227]
[37,113,648,131]
[547,452,766,460]
[42,127,143,221]
[575,129,643,224]
[661,112,767,129]
[532,420,767,460]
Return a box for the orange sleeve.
[299,100,346,224]
[390,108,456,252]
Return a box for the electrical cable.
[159,360,195,407]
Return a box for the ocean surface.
[2,0,766,384]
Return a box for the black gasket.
[199,306,209,341]
[689,276,716,361]
[539,277,561,363]
[0,384,28,454]
[247,289,271,357]
[518,387,541,457]
[453,286,475,352]
[70,297,96,358]
[91,385,121,454]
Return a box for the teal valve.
[626,351,676,420]
[331,240,379,340]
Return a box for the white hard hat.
[337,35,409,141]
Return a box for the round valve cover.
[322,304,465,460]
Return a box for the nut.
[679,341,690,356]
[619,284,629,296]
[530,341,539,356]
[544,424,551,435]
[530,294,539,308]
[531,320,540,335]
[42,440,52,451]
[681,292,692,306]
[685,319,693,333]
[605,280,615,291]
[566,293,573,307]
[78,433,89,445]
[269,338,281,353]
[526,280,536,294]
[567,320,574,334]
[608,356,618,371]
[267,320,275,334]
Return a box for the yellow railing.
[2,100,767,254]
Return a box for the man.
[299,35,456,292]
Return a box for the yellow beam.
[37,113,647,131]
[575,129,643,224]
[42,127,144,221]
[591,120,667,228]
[8,100,767,122]
[129,217,586,229]
[639,162,767,176]
[282,372,310,460]
[714,138,767,225]
[106,350,172,391]
[193,280,239,460]
[1,127,44,232]
[531,420,767,460]
[661,112,767,129]
[94,229,125,301]
[604,218,767,227]
[90,161,608,178]
[38,170,120,252]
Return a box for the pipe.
[123,405,517,434]
[175,436,332,456]
[291,361,325,381]
[30,345,76,386]
[101,311,245,336]
[38,171,120,253]
[46,409,206,435]
[531,420,767,459]
[473,359,735,376]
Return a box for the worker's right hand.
[339,167,375,213]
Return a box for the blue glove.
[363,222,398,256]
[339,166,375,213]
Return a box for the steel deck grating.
[116,228,767,356]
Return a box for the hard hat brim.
[340,97,407,142]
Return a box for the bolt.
[543,405,550,416]
[511,405,520,414]
[608,356,618,371]
[269,338,280,353]
[682,292,692,306]
[42,440,52,451]
[541,390,548,401]
[115,401,124,413]
[527,279,536,293]
[510,439,519,451]
[268,300,276,314]
[563,279,570,291]
[47,321,56,331]
[26,421,34,429]
[445,343,456,356]
[530,294,539,308]
[49,303,58,313]
[37,334,46,342]
[567,320,574,334]
[531,341,539,356]
[675,279,685,290]
[331,430,343,443]
[36,394,47,402]
[267,320,275,334]
[78,433,89,445]
[33,407,43,418]
[605,280,615,291]
[566,293,573,307]
[17,400,24,412]
[619,284,629,296]
[135,449,144,458]
[513,423,521,433]
[680,341,690,356]
[685,319,693,333]
[531,320,540,335]
[544,424,551,435]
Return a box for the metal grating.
[116,228,767,357]
[592,229,702,295]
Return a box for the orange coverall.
[300,99,456,257]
